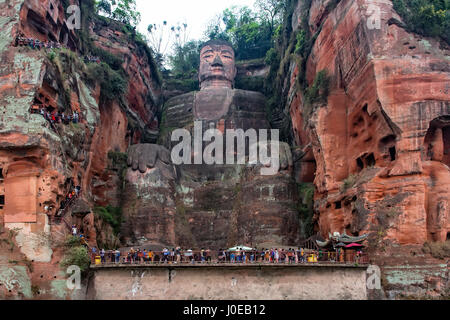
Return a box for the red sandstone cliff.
[278,0,449,298]
[0,0,161,299]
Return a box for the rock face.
[288,0,450,244]
[278,0,450,298]
[0,0,161,299]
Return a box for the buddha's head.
[199,40,237,89]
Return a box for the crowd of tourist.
[31,107,82,133]
[37,108,82,125]
[56,186,81,219]
[15,35,101,64]
[15,35,65,50]
[90,247,363,265]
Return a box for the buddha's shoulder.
[165,91,196,107]
[231,89,266,102]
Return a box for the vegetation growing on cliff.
[302,70,331,118]
[86,62,127,103]
[165,40,202,92]
[392,0,449,44]
[77,0,161,105]
[96,0,141,27]
[60,236,91,273]
[297,183,315,239]
[264,0,311,142]
[94,206,123,235]
[341,174,358,192]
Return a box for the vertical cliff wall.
[0,0,161,299]
[270,0,449,298]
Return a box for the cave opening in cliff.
[447,232,450,241]
[0,168,3,180]
[335,201,342,209]
[357,158,364,171]
[424,116,450,162]
[366,153,376,167]
[389,147,397,161]
[0,195,4,208]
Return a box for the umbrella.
[345,243,364,248]
[228,246,254,252]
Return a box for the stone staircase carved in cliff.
[51,190,82,231]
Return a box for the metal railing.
[92,250,370,266]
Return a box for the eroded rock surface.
[282,0,450,298]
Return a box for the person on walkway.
[300,248,305,263]
[115,249,120,264]
[163,248,169,263]
[91,247,97,263]
[149,250,154,263]
[138,249,144,264]
[71,225,77,236]
[100,249,105,264]
[274,249,279,264]
[176,247,181,264]
[218,249,225,263]
[143,249,148,263]
[200,249,205,263]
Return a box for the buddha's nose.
[211,55,224,67]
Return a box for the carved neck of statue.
[199,44,237,90]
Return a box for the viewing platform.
[90,261,369,269]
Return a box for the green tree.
[146,21,190,66]
[392,0,449,44]
[255,0,284,35]
[96,0,111,16]
[206,5,275,60]
[169,40,201,77]
[96,0,141,27]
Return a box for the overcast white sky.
[135,0,256,42]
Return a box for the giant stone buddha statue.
[122,40,299,249]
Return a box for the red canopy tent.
[345,243,364,248]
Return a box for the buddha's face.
[199,44,237,88]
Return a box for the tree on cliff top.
[393,0,449,44]
[96,0,141,27]
[205,5,279,60]
[146,21,190,67]
[255,0,284,35]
